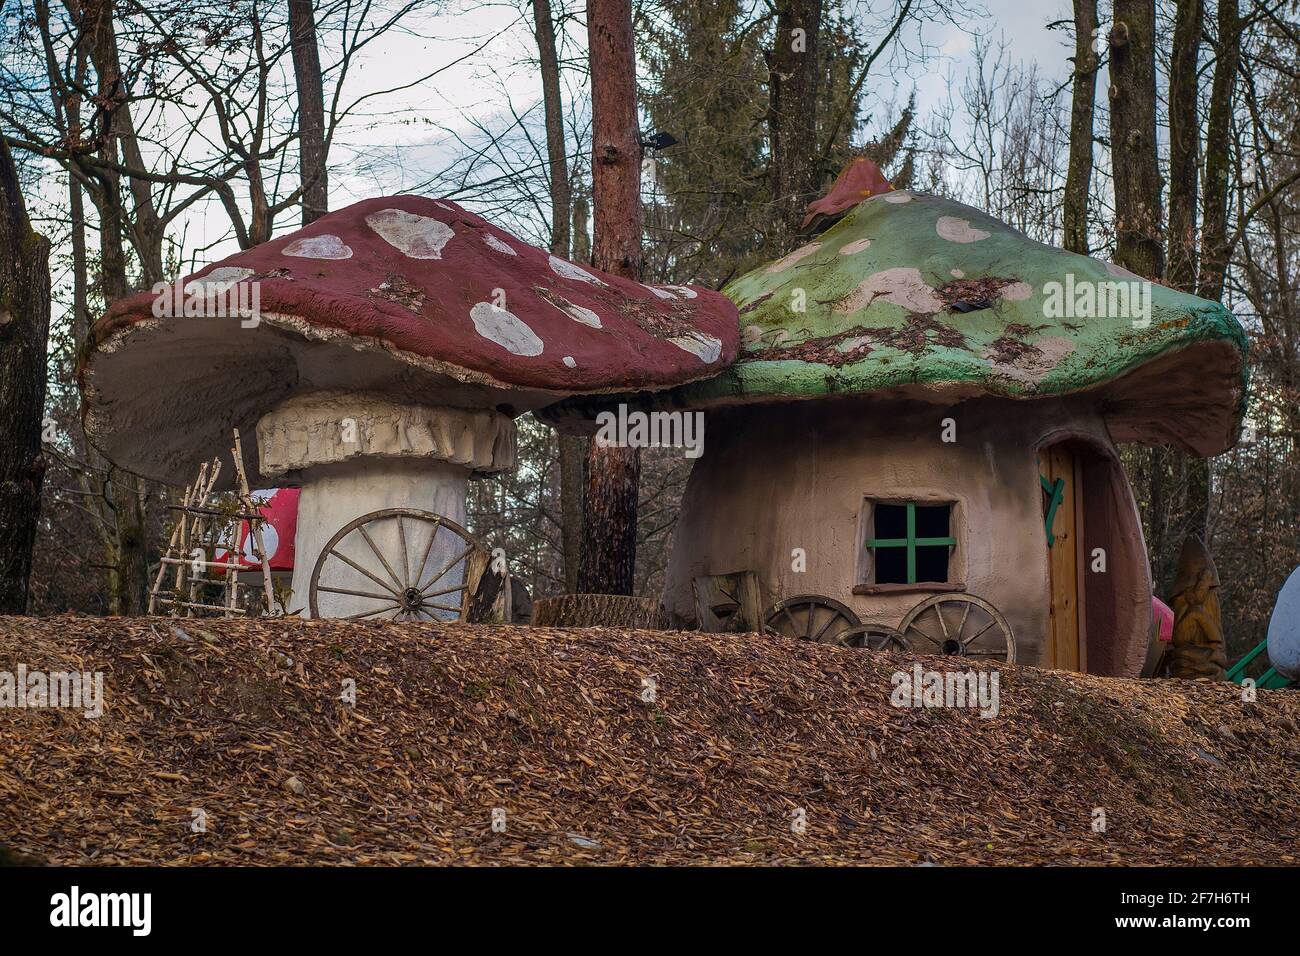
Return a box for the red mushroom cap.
[92,196,738,392]
[80,197,739,486]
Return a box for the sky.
[15,0,1083,289]
[321,0,1080,211]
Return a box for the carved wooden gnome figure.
[1164,535,1229,680]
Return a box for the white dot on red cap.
[483,234,517,256]
[470,302,543,356]
[549,255,606,286]
[283,235,353,259]
[563,356,577,368]
[669,331,722,363]
[366,208,455,259]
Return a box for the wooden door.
[1040,445,1085,670]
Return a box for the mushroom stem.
[254,391,516,618]
[290,458,470,618]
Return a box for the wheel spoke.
[955,600,972,642]
[419,543,475,594]
[810,610,838,643]
[358,524,404,592]
[782,606,798,635]
[422,601,462,613]
[904,623,944,647]
[423,582,469,600]
[415,516,444,586]
[343,603,400,621]
[397,516,411,589]
[962,619,999,648]
[329,549,401,597]
[318,583,401,601]
[934,604,951,640]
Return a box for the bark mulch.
[1,615,1296,865]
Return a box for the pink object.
[1153,595,1174,643]
[216,488,299,571]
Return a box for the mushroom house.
[549,159,1249,674]
[81,197,738,618]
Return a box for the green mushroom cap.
[544,182,1249,456]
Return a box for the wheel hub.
[941,638,964,656]
[401,587,423,611]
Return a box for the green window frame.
[866,501,957,584]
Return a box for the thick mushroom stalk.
[256,391,515,616]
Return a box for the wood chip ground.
[1,616,1296,865]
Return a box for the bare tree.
[290,0,328,224]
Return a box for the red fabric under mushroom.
[92,196,739,393]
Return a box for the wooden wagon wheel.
[833,624,911,653]
[309,508,487,621]
[763,594,862,644]
[898,593,1016,663]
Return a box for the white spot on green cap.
[765,242,822,274]
[936,216,990,243]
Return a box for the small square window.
[867,502,956,585]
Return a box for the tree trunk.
[1198,0,1239,302]
[533,0,570,257]
[1108,0,1164,280]
[532,593,667,629]
[531,0,582,592]
[1062,0,1098,254]
[1166,0,1202,294]
[0,139,52,614]
[1168,0,1209,540]
[1148,446,1168,593]
[572,185,590,261]
[580,0,642,595]
[289,0,329,225]
[768,0,825,232]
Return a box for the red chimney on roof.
[800,157,895,231]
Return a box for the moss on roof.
[670,191,1248,411]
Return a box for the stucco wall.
[663,394,1150,674]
